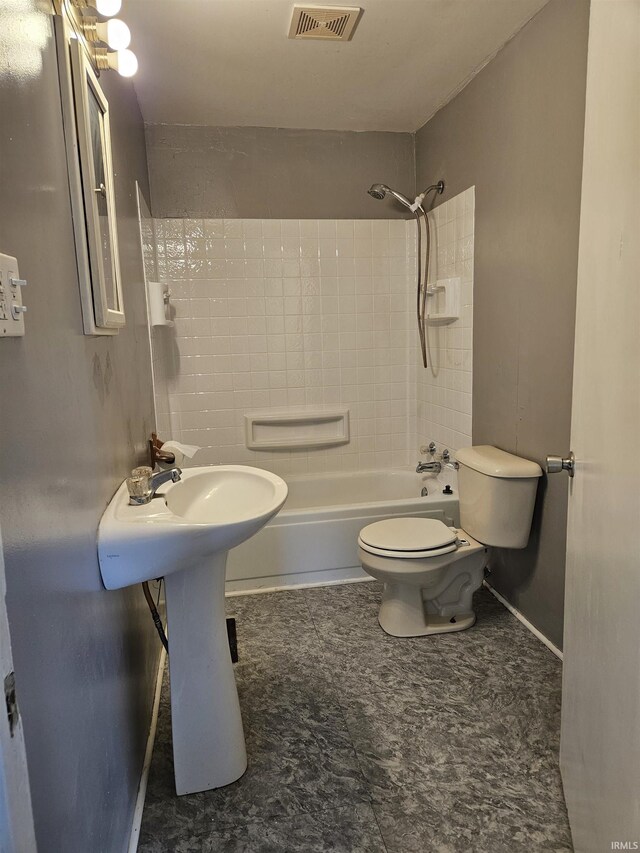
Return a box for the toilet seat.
[358,518,459,560]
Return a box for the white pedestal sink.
[98,465,288,794]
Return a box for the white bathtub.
[225,468,460,594]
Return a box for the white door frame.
[0,525,37,853]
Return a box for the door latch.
[4,671,18,737]
[546,451,575,477]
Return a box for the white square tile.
[244,258,265,278]
[243,239,263,259]
[354,220,372,239]
[242,219,262,238]
[282,260,301,278]
[264,259,284,278]
[318,219,337,238]
[262,219,281,238]
[204,220,225,239]
[299,220,318,238]
[281,219,301,238]
[263,237,283,259]
[282,238,301,259]
[223,219,242,238]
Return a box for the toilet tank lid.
[455,446,542,479]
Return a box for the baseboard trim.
[225,566,370,596]
[127,645,167,853]
[483,580,563,661]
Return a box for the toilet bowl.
[358,518,488,637]
[358,446,542,638]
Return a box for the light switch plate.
[0,253,26,337]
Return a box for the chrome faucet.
[416,460,442,474]
[127,467,182,505]
[416,447,459,475]
[441,449,459,470]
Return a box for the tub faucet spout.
[416,461,442,474]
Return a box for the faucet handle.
[419,442,437,456]
[437,449,459,469]
[131,465,153,490]
[127,472,152,505]
[132,465,153,478]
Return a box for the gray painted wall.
[0,5,160,851]
[146,124,415,219]
[415,0,590,649]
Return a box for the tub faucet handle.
[438,448,459,470]
[419,442,437,456]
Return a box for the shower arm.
[413,180,446,211]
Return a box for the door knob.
[546,452,575,477]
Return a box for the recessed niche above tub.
[244,410,350,451]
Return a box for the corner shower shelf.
[426,277,460,325]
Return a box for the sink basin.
[98,465,288,795]
[98,465,288,589]
[167,467,285,524]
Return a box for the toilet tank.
[455,446,542,549]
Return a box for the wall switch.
[0,253,26,337]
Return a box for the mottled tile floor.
[139,583,572,853]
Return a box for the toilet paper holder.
[148,433,201,469]
[149,433,175,467]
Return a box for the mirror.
[55,16,125,334]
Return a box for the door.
[0,527,37,853]
[559,1,640,851]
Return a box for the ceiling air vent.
[288,5,363,41]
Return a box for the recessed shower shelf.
[426,277,460,325]
[244,409,350,451]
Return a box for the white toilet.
[358,445,542,637]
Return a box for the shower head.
[367,184,415,210]
[368,183,388,200]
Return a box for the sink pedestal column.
[164,552,247,795]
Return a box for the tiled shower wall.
[411,187,475,455]
[144,218,416,475]
[143,192,474,476]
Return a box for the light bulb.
[108,48,138,77]
[102,18,130,50]
[95,0,122,16]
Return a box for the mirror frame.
[55,15,125,334]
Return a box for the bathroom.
[0,0,638,851]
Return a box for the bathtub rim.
[273,466,459,520]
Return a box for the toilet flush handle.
[546,452,575,477]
